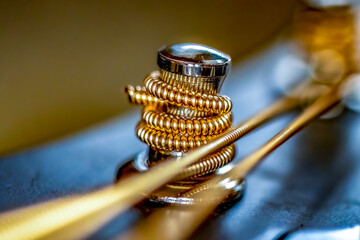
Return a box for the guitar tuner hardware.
[2,4,360,240]
[116,43,245,205]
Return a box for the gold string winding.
[126,70,235,179]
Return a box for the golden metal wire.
[121,81,343,240]
[126,70,235,179]
[121,7,358,238]
[0,85,300,240]
[0,5,356,240]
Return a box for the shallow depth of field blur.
[0,0,315,154]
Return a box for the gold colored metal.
[0,5,357,240]
[159,69,219,95]
[118,56,304,206]
[119,64,242,205]
[144,71,232,114]
[121,82,343,240]
[0,43,297,239]
[141,107,232,136]
[0,93,296,240]
[127,70,233,153]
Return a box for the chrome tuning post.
[116,43,245,206]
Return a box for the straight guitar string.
[0,95,297,240]
[120,81,343,240]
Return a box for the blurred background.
[0,0,298,154]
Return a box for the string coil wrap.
[125,70,235,180]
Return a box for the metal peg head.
[157,43,231,78]
[157,43,231,94]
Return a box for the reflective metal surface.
[0,42,360,240]
[0,5,359,238]
[157,43,231,92]
[118,44,242,205]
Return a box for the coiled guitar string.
[125,70,235,179]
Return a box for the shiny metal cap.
[157,43,231,78]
